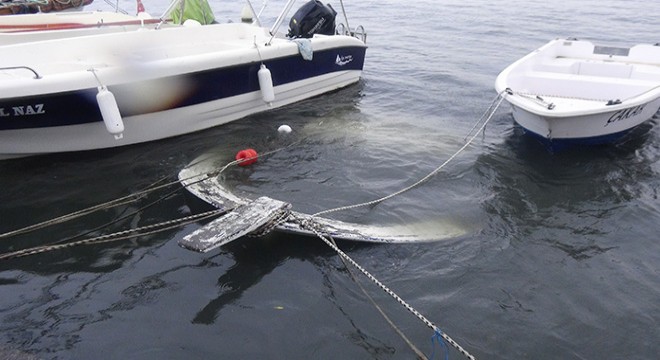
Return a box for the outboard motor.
[287,0,337,38]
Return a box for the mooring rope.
[0,145,290,241]
[312,91,506,218]
[0,175,178,240]
[463,90,508,141]
[294,214,476,360]
[326,233,429,359]
[0,95,506,358]
[0,140,302,258]
[0,209,223,261]
[299,94,508,359]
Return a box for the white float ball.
[278,125,292,134]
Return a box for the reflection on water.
[191,239,292,325]
[475,114,659,261]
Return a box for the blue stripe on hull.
[0,46,366,131]
[522,126,637,152]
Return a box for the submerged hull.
[0,23,366,159]
[177,155,469,244]
[495,38,660,149]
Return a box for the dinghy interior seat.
[576,61,633,78]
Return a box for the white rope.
[312,92,506,218]
[299,95,510,359]
[0,209,224,260]
[0,95,505,358]
[295,215,476,359]
[0,140,307,262]
[0,140,301,241]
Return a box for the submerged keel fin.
[179,196,291,252]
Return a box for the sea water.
[0,0,658,358]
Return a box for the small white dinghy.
[495,38,660,150]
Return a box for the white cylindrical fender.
[258,64,275,104]
[96,86,124,139]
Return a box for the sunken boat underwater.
[0,0,367,159]
[495,38,660,150]
[176,153,470,253]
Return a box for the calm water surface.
[1,0,659,359]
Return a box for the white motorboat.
[495,38,660,150]
[0,0,367,159]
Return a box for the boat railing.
[622,83,660,103]
[102,0,129,14]
[0,66,41,79]
[151,0,367,44]
[243,0,262,27]
[264,0,366,45]
[267,0,297,45]
[336,23,367,43]
[510,79,660,109]
[156,0,186,28]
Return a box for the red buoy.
[235,148,258,166]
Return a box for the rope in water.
[313,91,506,218]
[0,142,303,259]
[0,209,223,261]
[0,141,303,242]
[294,215,476,360]
[328,233,429,359]
[300,92,507,359]
[1,95,505,358]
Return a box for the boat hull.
[510,97,660,149]
[0,23,367,159]
[177,155,469,244]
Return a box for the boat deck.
[510,56,660,107]
[540,56,660,80]
[0,23,288,96]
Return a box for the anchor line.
[0,139,303,243]
[0,139,308,259]
[0,209,225,261]
[249,208,293,237]
[0,161,244,258]
[0,174,179,240]
[51,177,189,247]
[291,94,507,359]
[325,227,428,359]
[312,91,506,218]
[464,90,508,141]
[0,167,231,241]
[293,215,476,360]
